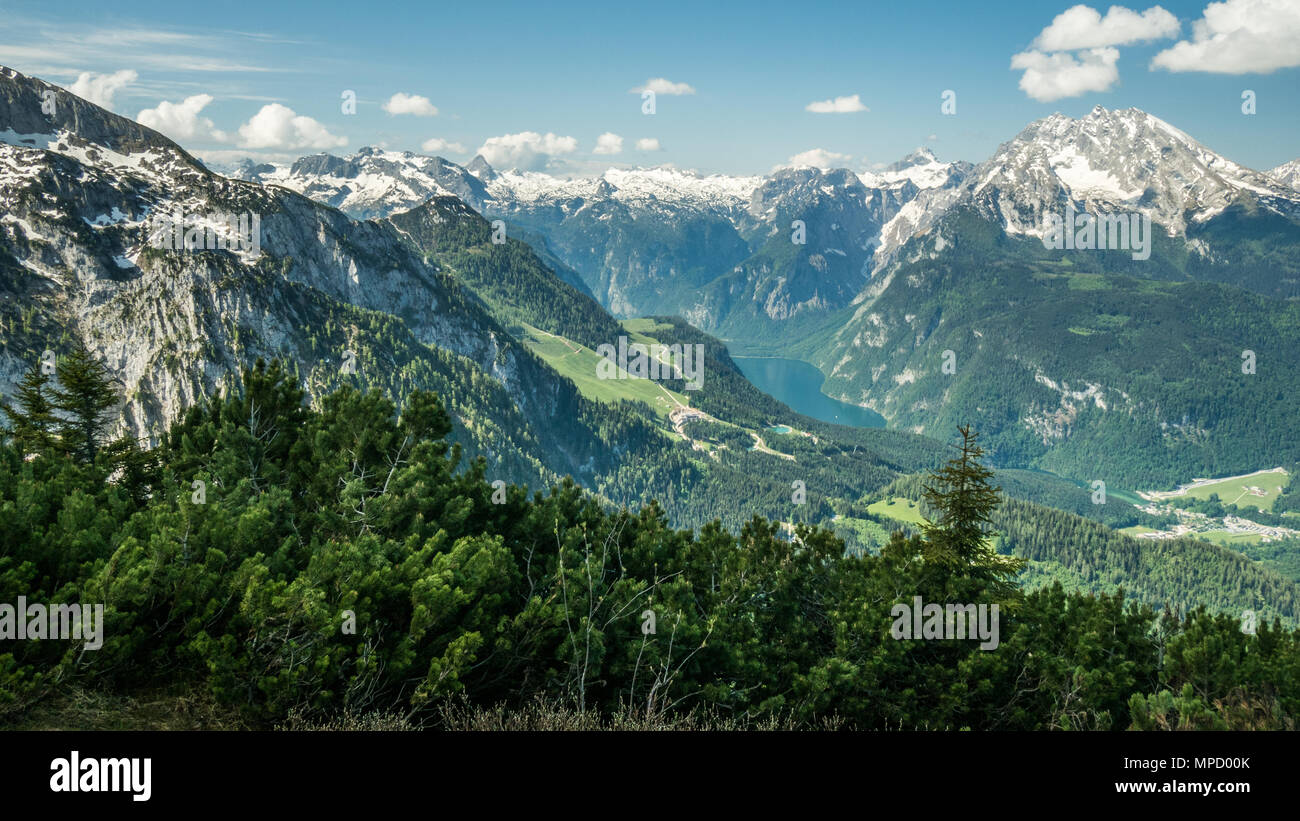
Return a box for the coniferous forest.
[4,356,1297,731]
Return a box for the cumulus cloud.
[629,77,696,95]
[593,132,623,155]
[1013,5,1182,101]
[69,69,137,109]
[137,94,228,142]
[420,137,467,154]
[383,92,439,116]
[1151,0,1300,74]
[778,148,852,170]
[1032,4,1180,50]
[634,137,662,151]
[805,93,869,113]
[237,103,346,150]
[475,131,578,171]
[1011,47,1121,101]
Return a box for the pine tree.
[51,342,119,464]
[920,424,1024,597]
[1,363,60,455]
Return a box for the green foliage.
[4,365,1300,730]
[919,425,1024,598]
[50,341,120,465]
[1,364,58,454]
[809,208,1300,488]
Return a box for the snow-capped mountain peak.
[1270,159,1300,192]
[966,105,1300,237]
[481,164,763,212]
[858,147,970,192]
[231,146,489,220]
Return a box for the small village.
[1132,469,1299,543]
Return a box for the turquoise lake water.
[733,356,886,429]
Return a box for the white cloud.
[1151,0,1300,74]
[635,138,662,151]
[475,131,578,171]
[1032,4,1180,50]
[926,133,938,141]
[1011,47,1121,101]
[69,69,138,109]
[237,103,347,150]
[629,77,696,95]
[137,94,228,142]
[594,132,624,155]
[421,137,467,154]
[805,93,869,113]
[383,92,439,116]
[778,148,852,170]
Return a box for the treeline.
[3,361,1299,730]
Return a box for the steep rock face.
[0,66,181,157]
[0,66,614,488]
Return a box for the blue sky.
[0,0,1296,176]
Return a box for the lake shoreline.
[732,355,886,429]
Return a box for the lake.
[733,356,886,428]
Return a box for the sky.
[0,0,1297,177]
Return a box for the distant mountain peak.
[884,146,941,172]
[1270,158,1300,192]
[467,154,496,181]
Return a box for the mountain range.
[4,64,1300,622]
[228,103,1300,487]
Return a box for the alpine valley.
[5,64,1300,627]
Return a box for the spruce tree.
[1,363,58,453]
[920,424,1024,597]
[51,342,119,464]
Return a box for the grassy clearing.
[1120,525,1158,537]
[1199,531,1265,547]
[1107,487,1146,506]
[619,317,676,337]
[1168,469,1289,512]
[868,497,928,526]
[519,323,689,419]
